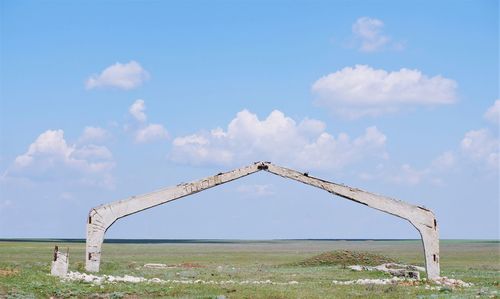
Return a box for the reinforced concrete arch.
[85,161,440,279]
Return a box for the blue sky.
[0,0,498,239]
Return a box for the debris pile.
[332,276,473,289]
[63,271,299,286]
[332,277,418,286]
[431,276,473,288]
[348,262,424,279]
[336,261,473,289]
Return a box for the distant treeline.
[0,238,496,244]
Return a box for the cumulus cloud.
[461,129,499,170]
[127,100,168,143]
[429,102,500,176]
[358,104,499,185]
[72,144,113,160]
[129,99,147,122]
[389,164,426,185]
[79,126,108,143]
[9,130,115,188]
[359,160,449,186]
[352,17,393,52]
[135,124,169,143]
[360,128,498,186]
[86,61,149,90]
[312,65,458,118]
[431,151,456,170]
[484,99,500,124]
[170,109,387,170]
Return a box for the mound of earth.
[295,250,396,267]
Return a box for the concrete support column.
[85,209,109,272]
[416,222,440,279]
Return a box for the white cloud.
[359,125,498,186]
[298,118,326,135]
[72,144,113,160]
[10,130,115,188]
[461,129,499,170]
[431,151,456,170]
[367,129,497,185]
[85,61,149,90]
[127,100,169,143]
[389,164,426,185]
[359,160,451,186]
[129,99,147,122]
[352,17,392,52]
[171,133,233,165]
[79,126,108,143]
[312,65,458,118]
[170,109,387,170]
[484,99,500,124]
[135,124,168,143]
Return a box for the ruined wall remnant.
[85,161,440,279]
[51,246,69,278]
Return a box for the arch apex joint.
[255,161,270,170]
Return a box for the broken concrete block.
[51,246,69,278]
[387,269,420,280]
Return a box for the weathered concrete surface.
[85,161,440,279]
[348,263,425,279]
[51,246,69,278]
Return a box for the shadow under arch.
[85,161,440,279]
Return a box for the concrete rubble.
[332,277,417,286]
[348,263,425,279]
[332,276,472,289]
[60,271,471,290]
[431,276,474,288]
[63,271,299,286]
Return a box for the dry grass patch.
[294,250,396,267]
[0,268,19,277]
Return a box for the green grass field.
[0,240,498,298]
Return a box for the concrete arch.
[85,161,440,279]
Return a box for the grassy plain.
[0,239,498,298]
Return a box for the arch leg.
[85,210,108,272]
[416,223,440,279]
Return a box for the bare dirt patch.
[0,269,19,277]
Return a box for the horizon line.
[0,238,498,244]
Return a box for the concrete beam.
[85,161,440,279]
